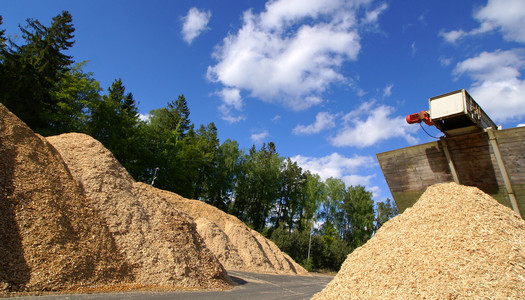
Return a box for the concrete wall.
[377,126,525,218]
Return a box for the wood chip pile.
[137,182,308,275]
[0,104,130,293]
[46,133,231,289]
[313,182,525,299]
[1,101,308,295]
[49,132,307,276]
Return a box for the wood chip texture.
[313,182,525,299]
[137,182,308,275]
[49,131,307,276]
[46,133,231,289]
[0,103,130,293]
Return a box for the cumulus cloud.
[291,152,380,196]
[291,152,374,181]
[454,49,525,122]
[293,111,337,135]
[181,7,211,44]
[207,0,385,115]
[440,0,525,44]
[251,130,269,144]
[341,173,374,186]
[329,101,419,148]
[474,0,525,43]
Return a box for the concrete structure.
[377,126,525,218]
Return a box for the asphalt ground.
[11,270,334,300]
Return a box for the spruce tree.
[0,11,75,134]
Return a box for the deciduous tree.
[343,185,375,249]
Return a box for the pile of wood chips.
[47,133,231,289]
[0,104,130,293]
[49,132,307,276]
[140,183,308,275]
[313,182,525,299]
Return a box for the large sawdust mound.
[49,132,307,276]
[46,133,231,289]
[0,104,130,293]
[313,182,525,299]
[139,183,308,275]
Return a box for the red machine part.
[406,111,433,126]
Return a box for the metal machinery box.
[429,89,498,136]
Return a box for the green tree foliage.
[141,96,192,194]
[140,95,220,200]
[0,16,6,53]
[50,62,102,133]
[343,185,375,249]
[175,122,219,198]
[375,198,399,230]
[320,177,346,238]
[191,122,219,199]
[0,11,75,135]
[202,139,240,211]
[271,223,349,272]
[271,158,306,230]
[299,172,324,231]
[233,143,282,231]
[87,79,143,177]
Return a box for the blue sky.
[2,0,525,203]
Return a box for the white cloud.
[439,29,467,44]
[251,130,269,144]
[291,152,374,181]
[216,87,246,123]
[454,49,525,122]
[291,152,380,197]
[518,124,525,127]
[207,0,385,112]
[293,111,336,135]
[218,87,243,110]
[272,115,281,122]
[219,107,245,123]
[474,0,525,43]
[138,113,150,122]
[329,101,419,148]
[181,7,211,44]
[382,83,393,98]
[259,0,344,29]
[363,2,388,24]
[441,0,525,44]
[341,173,374,186]
[342,174,381,198]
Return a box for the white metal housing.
[428,89,497,136]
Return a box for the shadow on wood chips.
[0,125,30,291]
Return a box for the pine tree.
[87,79,142,176]
[0,11,75,134]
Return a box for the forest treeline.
[0,12,398,271]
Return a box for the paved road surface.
[12,271,333,300]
